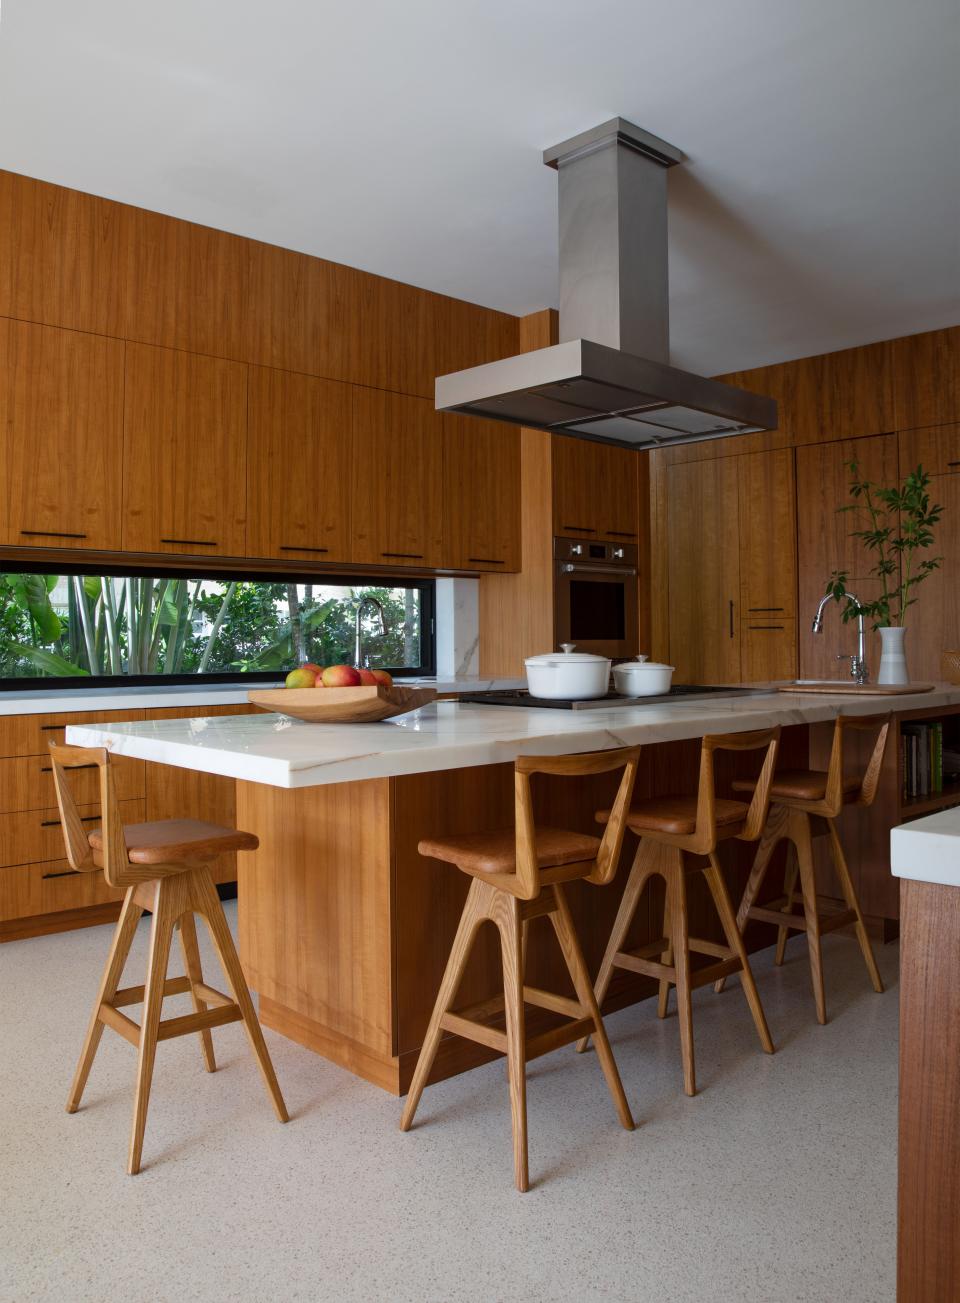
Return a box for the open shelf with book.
[897,708,960,819]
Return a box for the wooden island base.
[237,733,828,1095]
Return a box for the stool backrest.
[512,746,641,900]
[691,727,782,853]
[822,712,891,814]
[48,742,131,889]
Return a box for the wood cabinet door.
[122,343,248,557]
[349,388,442,567]
[898,424,960,479]
[594,443,640,541]
[246,366,350,562]
[795,433,898,680]
[741,620,797,682]
[738,448,798,618]
[667,458,742,683]
[0,319,124,549]
[553,436,640,541]
[898,472,960,682]
[893,326,960,430]
[441,414,520,571]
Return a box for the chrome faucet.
[812,589,868,684]
[354,596,386,668]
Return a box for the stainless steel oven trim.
[560,561,638,576]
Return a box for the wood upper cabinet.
[893,326,960,430]
[246,366,350,562]
[122,342,247,557]
[349,388,442,567]
[898,424,960,478]
[0,318,124,549]
[795,433,898,680]
[786,341,895,443]
[667,457,742,684]
[441,414,520,571]
[553,437,639,541]
[738,448,798,617]
[894,469,960,683]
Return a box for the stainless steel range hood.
[435,118,776,448]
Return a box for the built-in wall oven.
[554,535,639,660]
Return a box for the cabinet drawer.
[0,797,145,869]
[0,754,145,813]
[0,859,124,922]
[0,709,145,759]
[741,620,797,683]
[898,424,960,478]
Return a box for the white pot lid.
[525,643,611,666]
[616,655,675,671]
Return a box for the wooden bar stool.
[401,746,641,1192]
[577,728,781,1097]
[50,742,288,1173]
[715,712,888,1023]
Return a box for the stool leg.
[494,893,529,1193]
[826,819,884,994]
[575,839,651,1053]
[705,854,774,1056]
[550,885,634,1132]
[775,846,799,967]
[178,911,216,1073]
[667,859,696,1097]
[714,812,783,995]
[657,886,673,1019]
[190,870,289,1124]
[792,811,827,1024]
[129,876,184,1174]
[67,886,143,1115]
[401,879,484,1132]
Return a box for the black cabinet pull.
[40,724,65,732]
[160,537,217,547]
[606,530,637,539]
[468,557,506,565]
[562,525,596,534]
[748,624,786,631]
[729,599,735,638]
[42,869,81,881]
[381,552,424,560]
[948,461,960,468]
[40,763,97,773]
[747,607,785,613]
[40,814,100,827]
[278,545,329,554]
[20,529,87,539]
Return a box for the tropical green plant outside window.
[0,572,432,681]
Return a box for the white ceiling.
[1,0,958,375]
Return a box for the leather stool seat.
[732,770,859,804]
[598,797,749,837]
[89,818,259,867]
[420,826,600,876]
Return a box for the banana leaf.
[11,644,89,676]
[9,574,63,642]
[244,599,336,670]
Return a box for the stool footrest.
[613,950,676,981]
[113,975,192,1008]
[818,908,857,935]
[440,1001,595,1063]
[156,1004,243,1042]
[523,985,583,1020]
[613,948,741,989]
[748,904,808,930]
[441,1011,507,1054]
[526,1018,594,1062]
[688,937,731,960]
[98,1002,141,1046]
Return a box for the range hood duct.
[435,118,776,448]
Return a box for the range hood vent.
[435,118,776,448]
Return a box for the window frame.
[0,561,437,690]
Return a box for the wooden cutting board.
[777,681,936,696]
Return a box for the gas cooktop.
[457,686,766,711]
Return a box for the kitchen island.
[69,686,960,1092]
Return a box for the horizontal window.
[0,567,435,687]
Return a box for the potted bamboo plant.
[827,460,943,684]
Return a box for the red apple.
[301,662,323,676]
[285,667,317,689]
[356,668,378,685]
[321,664,363,687]
[371,669,393,688]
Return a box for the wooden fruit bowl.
[247,684,437,723]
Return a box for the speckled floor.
[0,904,898,1303]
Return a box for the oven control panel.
[554,536,638,567]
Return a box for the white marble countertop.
[0,676,525,717]
[66,685,960,790]
[891,807,960,888]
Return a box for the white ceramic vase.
[877,626,909,685]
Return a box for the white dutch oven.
[612,655,675,697]
[524,644,612,699]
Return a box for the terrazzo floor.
[0,905,898,1303]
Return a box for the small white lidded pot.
[612,655,675,697]
[524,644,612,700]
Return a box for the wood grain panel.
[237,777,393,1053]
[795,433,899,680]
[898,877,960,1302]
[737,447,798,617]
[893,325,960,430]
[0,170,126,337]
[349,387,443,566]
[0,797,144,870]
[786,340,895,443]
[666,457,742,684]
[122,342,248,556]
[0,708,145,759]
[441,413,520,571]
[741,620,798,683]
[0,318,124,549]
[246,365,351,562]
[898,423,960,478]
[896,470,960,682]
[0,857,125,922]
[0,753,143,814]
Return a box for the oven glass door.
[555,567,638,658]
